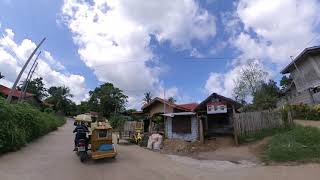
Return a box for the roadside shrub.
[0,97,65,153]
[109,113,126,130]
[290,103,320,120]
[264,125,320,162]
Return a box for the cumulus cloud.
[204,0,320,99]
[0,28,88,103]
[60,0,216,108]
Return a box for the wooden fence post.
[232,105,239,146]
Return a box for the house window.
[172,116,191,133]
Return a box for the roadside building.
[141,97,199,140]
[280,46,320,105]
[141,94,240,143]
[194,93,241,143]
[0,85,42,107]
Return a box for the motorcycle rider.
[73,122,89,151]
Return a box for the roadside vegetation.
[263,125,320,163]
[239,127,291,144]
[0,97,65,153]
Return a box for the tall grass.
[264,125,320,162]
[0,97,65,153]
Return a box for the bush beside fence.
[0,97,65,153]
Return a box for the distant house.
[0,85,42,107]
[194,93,241,142]
[141,97,199,141]
[280,46,320,105]
[141,93,240,142]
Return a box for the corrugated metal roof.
[0,85,34,98]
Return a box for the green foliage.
[239,127,291,144]
[109,114,127,130]
[290,103,320,120]
[253,80,281,110]
[280,75,293,90]
[168,97,176,103]
[88,83,128,117]
[264,125,320,162]
[0,97,65,153]
[20,77,47,99]
[45,86,74,114]
[142,92,153,104]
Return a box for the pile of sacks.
[147,133,163,150]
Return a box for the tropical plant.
[252,80,281,110]
[88,82,128,117]
[142,92,153,104]
[19,77,47,99]
[45,86,73,114]
[280,75,293,90]
[168,97,176,103]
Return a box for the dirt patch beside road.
[295,120,320,128]
[161,137,264,164]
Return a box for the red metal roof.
[0,85,34,98]
[142,97,199,112]
[177,103,198,111]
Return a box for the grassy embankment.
[0,97,65,154]
[240,124,320,163]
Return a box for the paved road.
[1,119,320,180]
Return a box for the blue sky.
[1,0,320,108]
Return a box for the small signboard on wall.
[207,102,227,114]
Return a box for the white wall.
[165,116,199,142]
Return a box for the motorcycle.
[76,138,88,162]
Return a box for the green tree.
[46,86,73,114]
[142,92,153,104]
[20,77,47,99]
[280,75,293,90]
[88,83,128,117]
[252,80,281,110]
[233,60,268,103]
[76,101,90,114]
[168,97,176,103]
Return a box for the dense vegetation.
[290,104,320,120]
[264,125,320,162]
[0,97,65,153]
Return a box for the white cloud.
[60,0,216,108]
[0,28,88,103]
[204,0,320,99]
[234,0,320,65]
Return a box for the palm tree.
[168,97,176,103]
[142,92,153,104]
[46,86,73,112]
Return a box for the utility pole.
[19,51,41,101]
[22,62,38,100]
[163,87,166,114]
[7,38,46,103]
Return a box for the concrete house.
[141,97,199,141]
[280,46,320,105]
[141,93,240,142]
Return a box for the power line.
[1,33,25,66]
